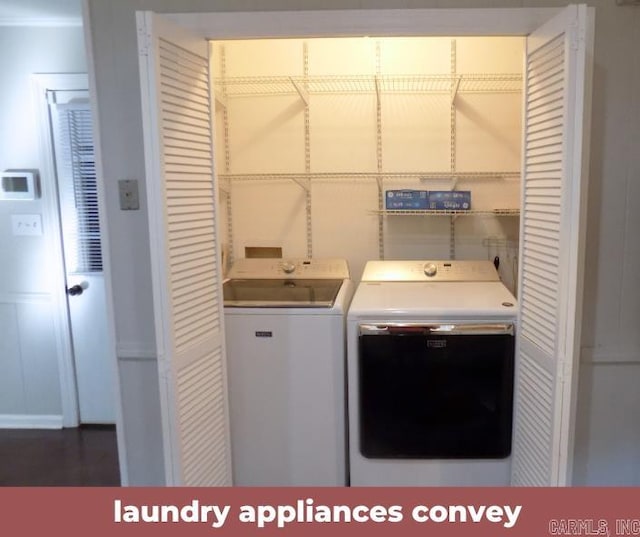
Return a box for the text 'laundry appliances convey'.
[347,260,517,486]
[223,258,354,485]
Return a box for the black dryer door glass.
[359,328,514,459]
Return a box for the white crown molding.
[0,16,82,27]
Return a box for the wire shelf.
[375,208,520,217]
[218,171,520,182]
[214,73,522,97]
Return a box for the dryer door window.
[358,324,515,459]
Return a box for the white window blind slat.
[56,107,102,273]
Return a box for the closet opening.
[135,5,592,486]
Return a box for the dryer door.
[358,323,515,459]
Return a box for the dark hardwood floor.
[0,425,120,486]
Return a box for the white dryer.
[347,260,517,486]
[223,258,353,486]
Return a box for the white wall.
[0,24,86,427]
[84,0,640,486]
[214,37,522,290]
[571,1,640,485]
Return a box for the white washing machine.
[347,260,517,486]
[223,258,353,486]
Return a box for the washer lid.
[223,278,344,308]
[348,281,517,318]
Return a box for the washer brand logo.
[255,331,273,338]
[427,340,446,348]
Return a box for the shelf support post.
[218,44,235,265]
[302,41,312,258]
[376,40,385,260]
[449,38,457,260]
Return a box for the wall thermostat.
[1,170,40,200]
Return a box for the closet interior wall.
[212,37,523,289]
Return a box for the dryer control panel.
[361,260,500,282]
[227,258,350,280]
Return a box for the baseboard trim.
[0,414,63,429]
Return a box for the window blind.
[56,106,102,273]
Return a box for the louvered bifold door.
[137,12,231,486]
[512,4,592,487]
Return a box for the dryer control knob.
[424,263,437,277]
[281,261,296,274]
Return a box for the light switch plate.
[12,214,43,236]
[118,179,139,210]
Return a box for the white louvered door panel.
[137,12,232,486]
[512,4,593,487]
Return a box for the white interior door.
[49,93,115,424]
[512,4,593,486]
[137,11,232,486]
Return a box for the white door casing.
[33,73,118,428]
[512,4,593,486]
[137,11,232,486]
[32,74,82,428]
[127,6,591,486]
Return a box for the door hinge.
[569,20,580,51]
[138,27,152,57]
[157,353,171,381]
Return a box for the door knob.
[67,284,84,296]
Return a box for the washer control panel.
[361,260,500,282]
[227,258,350,280]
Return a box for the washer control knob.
[281,261,296,274]
[424,263,438,277]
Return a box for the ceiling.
[0,0,82,25]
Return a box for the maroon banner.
[2,487,639,536]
